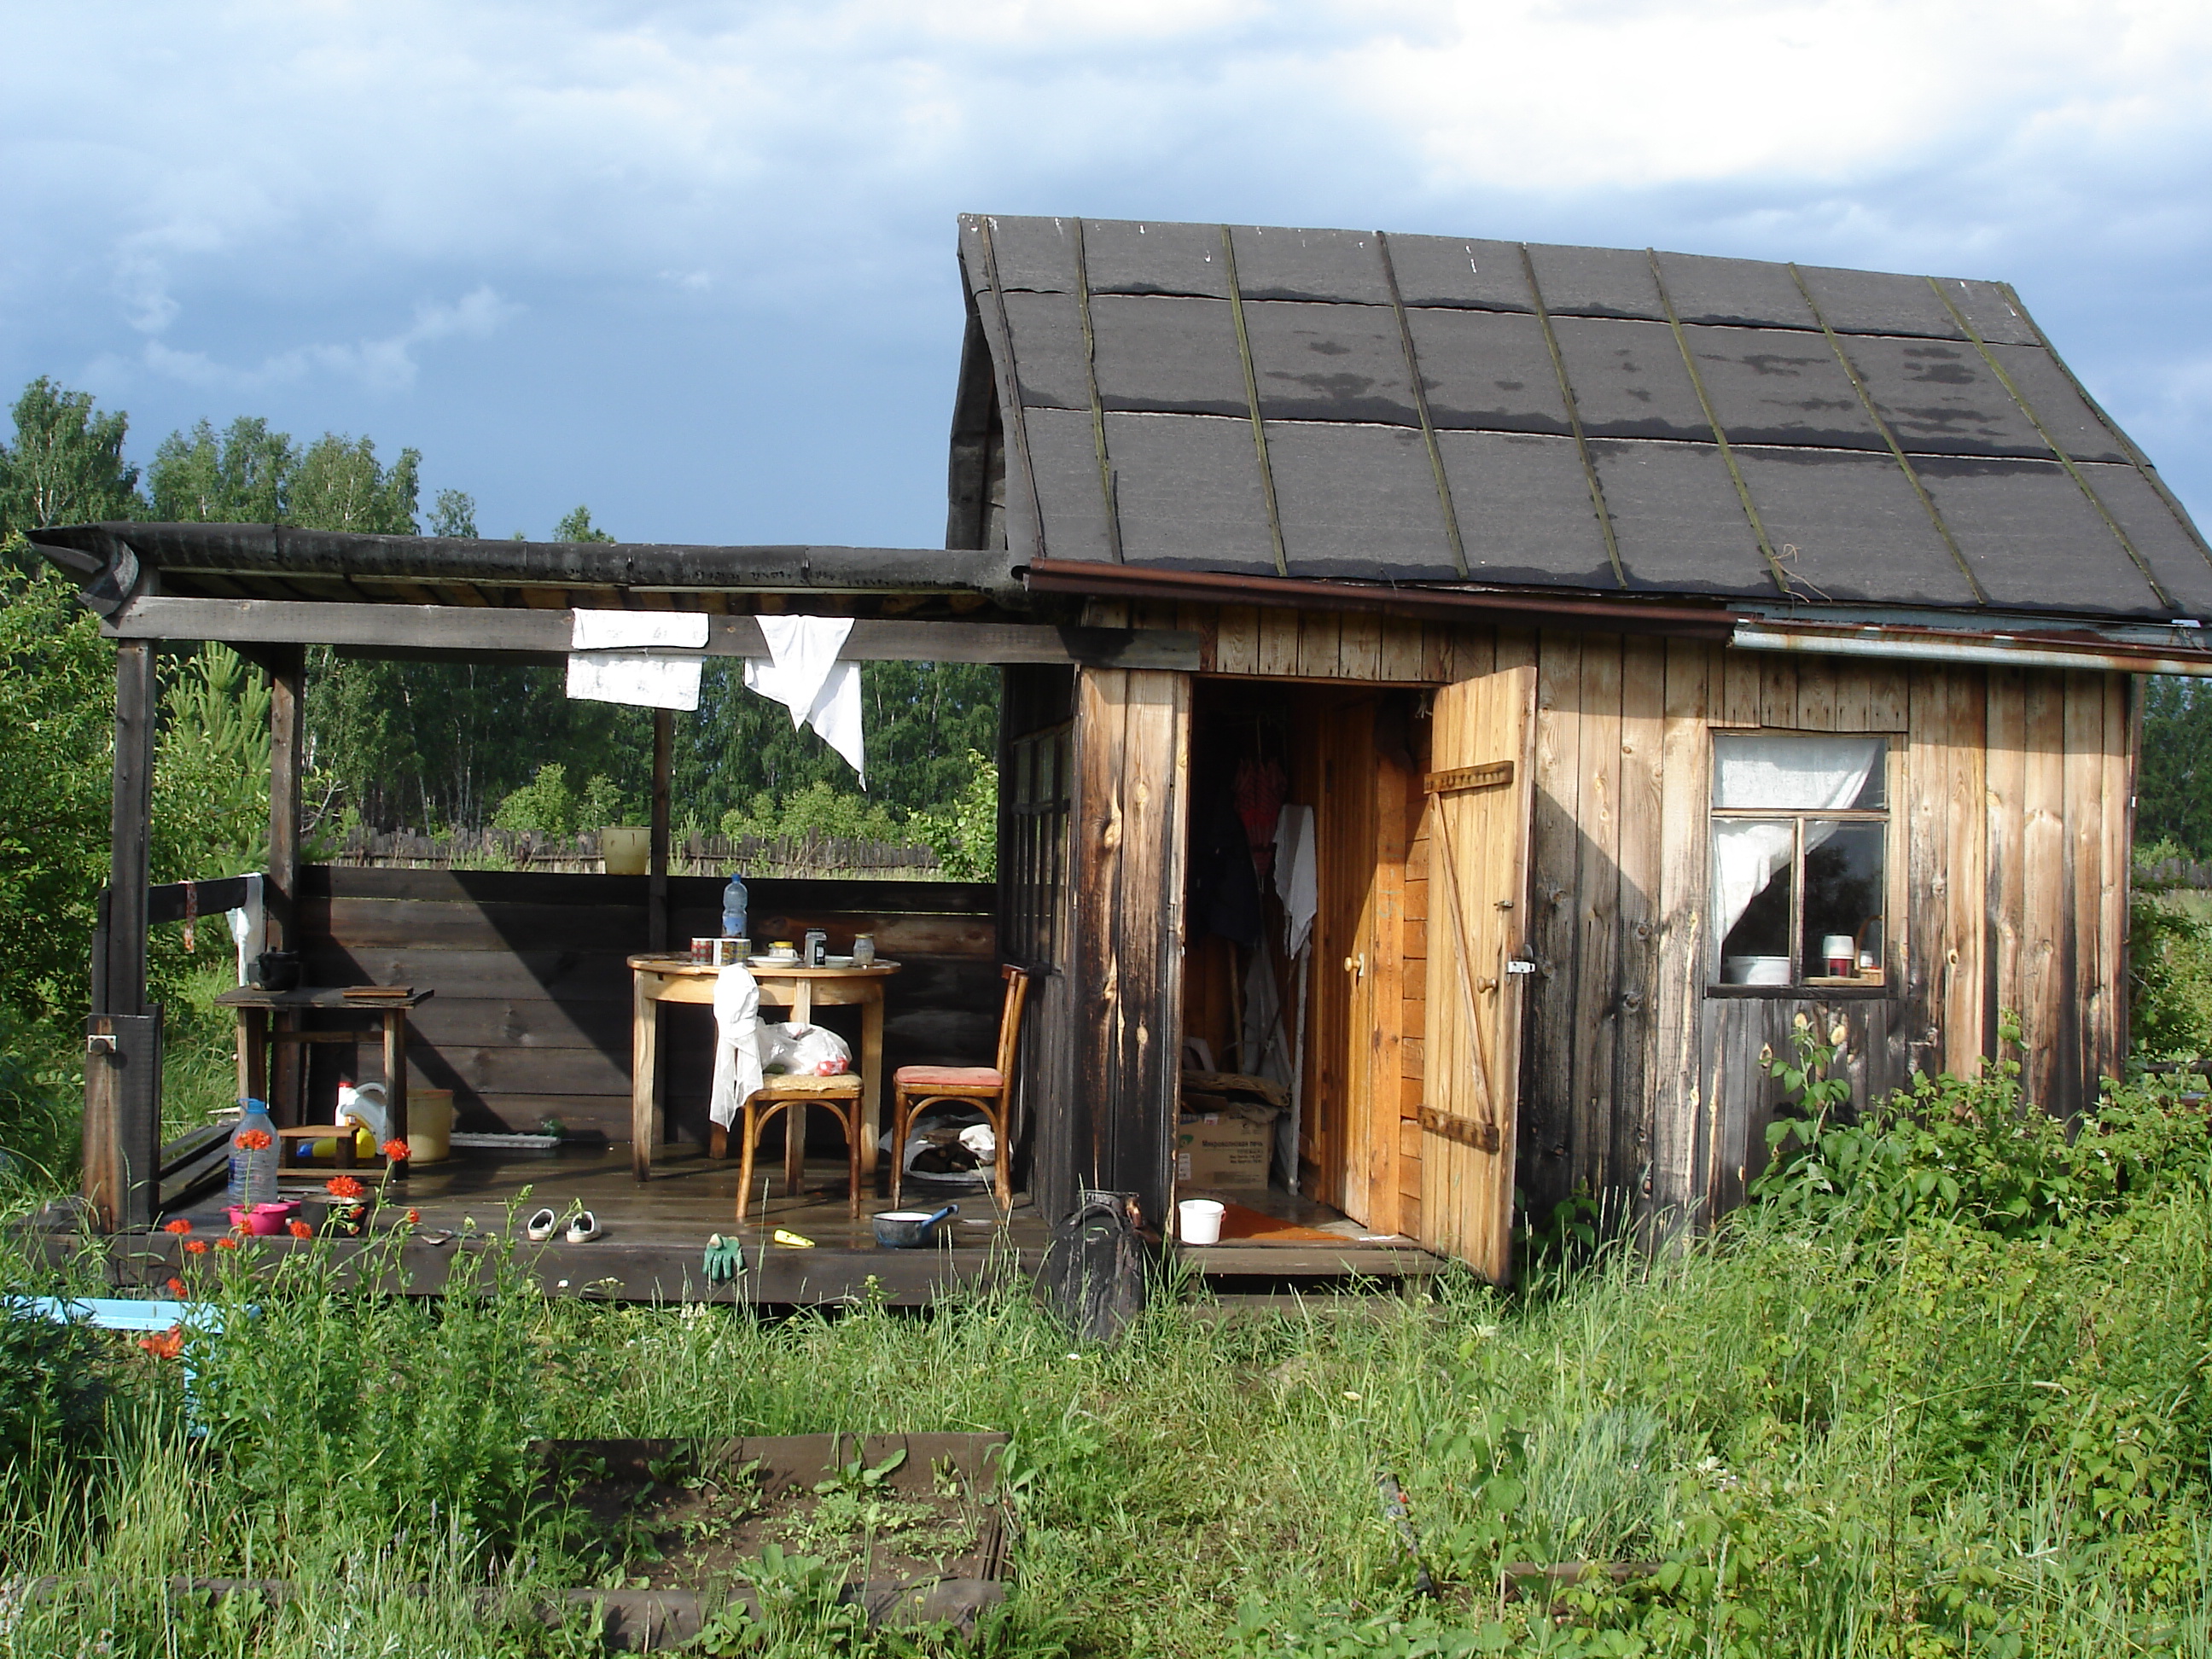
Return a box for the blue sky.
[5,0,2211,550]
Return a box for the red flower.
[138,1327,184,1361]
[215,1237,239,1250]
[163,1219,192,1235]
[405,1208,421,1225]
[235,1128,272,1151]
[184,1239,208,1254]
[288,1220,313,1239]
[165,1277,186,1297]
[324,1175,366,1201]
[381,1139,410,1162]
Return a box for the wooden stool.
[276,1125,362,1168]
[891,966,1028,1213]
[734,1074,866,1222]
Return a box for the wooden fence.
[328,828,945,880]
[2139,856,2212,892]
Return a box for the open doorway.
[1179,682,1429,1243]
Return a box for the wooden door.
[1418,662,1539,1280]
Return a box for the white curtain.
[1712,736,1882,946]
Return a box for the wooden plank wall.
[295,868,999,1144]
[1065,660,1191,1227]
[1089,598,2137,1232]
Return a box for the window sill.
[1705,982,1895,1001]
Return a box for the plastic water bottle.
[228,1098,280,1208]
[721,872,748,940]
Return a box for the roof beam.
[96,593,1200,671]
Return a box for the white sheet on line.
[1274,803,1318,958]
[743,614,866,783]
[565,609,711,711]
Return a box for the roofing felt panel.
[1382,234,1536,311]
[1020,406,1118,564]
[1227,223,1391,306]
[1436,431,1620,588]
[1525,242,1668,320]
[1095,411,1284,573]
[1728,447,1982,608]
[1843,335,2052,458]
[1650,250,1820,330]
[1588,439,1780,595]
[1091,295,1249,417]
[998,289,1088,410]
[1244,301,1419,426]
[1405,308,1573,434]
[1914,456,2165,614]
[963,214,1077,294]
[1081,219,1231,299]
[2085,466,2212,616]
[1265,422,1459,580]
[1547,317,1714,443]
[1983,342,2130,464]
[1679,325,1887,451]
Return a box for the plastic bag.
[757,1022,851,1076]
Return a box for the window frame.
[1705,730,1899,1000]
[999,719,1072,971]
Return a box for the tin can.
[803,929,828,967]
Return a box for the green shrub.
[0,1305,109,1463]
[491,762,633,837]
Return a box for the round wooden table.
[626,956,902,1180]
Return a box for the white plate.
[824,954,854,967]
[748,955,800,968]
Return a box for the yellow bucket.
[407,1089,455,1164]
[601,826,649,875]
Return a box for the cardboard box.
[1175,1103,1278,1191]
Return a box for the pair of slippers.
[523,1208,602,1243]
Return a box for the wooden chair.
[733,1074,866,1222]
[890,965,1029,1212]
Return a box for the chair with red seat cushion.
[890,965,1028,1213]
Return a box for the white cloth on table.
[707,964,764,1130]
[1710,736,1883,942]
[565,610,711,711]
[742,614,865,783]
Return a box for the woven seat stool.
[733,1074,866,1222]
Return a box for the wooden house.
[35,215,2212,1292]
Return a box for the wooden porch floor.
[133,1144,1443,1304]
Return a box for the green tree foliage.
[0,566,117,1020]
[429,489,477,538]
[552,504,614,542]
[0,378,143,541]
[910,750,998,880]
[491,763,634,835]
[147,416,293,523]
[2136,675,2212,857]
[718,780,905,844]
[152,643,271,881]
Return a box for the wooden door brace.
[1426,780,1502,1155]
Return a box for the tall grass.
[1,1086,2209,1655]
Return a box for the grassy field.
[2,1051,2209,1659]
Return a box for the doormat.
[1214,1200,1348,1244]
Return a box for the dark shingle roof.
[957,214,2212,621]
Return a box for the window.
[1710,733,1889,989]
[1001,721,1071,969]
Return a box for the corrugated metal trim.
[1068,218,1125,563]
[1220,226,1291,578]
[1648,250,1793,598]
[1788,263,1988,606]
[1733,623,2212,677]
[1520,245,1627,588]
[1377,230,1470,579]
[1925,276,2174,612]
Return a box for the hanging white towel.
[1275,803,1318,958]
[707,965,764,1130]
[566,610,711,711]
[742,614,866,783]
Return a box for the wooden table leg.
[383,1009,409,1181]
[859,988,885,1179]
[632,972,659,1180]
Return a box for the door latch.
[1343,952,1365,980]
[1505,958,1539,975]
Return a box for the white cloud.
[127,286,520,394]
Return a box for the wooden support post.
[265,647,306,1126]
[649,707,672,952]
[85,640,159,1230]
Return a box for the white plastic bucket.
[1721,955,1791,987]
[1178,1198,1225,1245]
[601,827,649,876]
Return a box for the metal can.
[803,928,828,967]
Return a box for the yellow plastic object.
[406,1089,455,1163]
[771,1228,815,1249]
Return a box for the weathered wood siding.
[1086,597,2137,1231]
[295,868,998,1143]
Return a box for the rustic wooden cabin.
[34,213,2212,1295]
